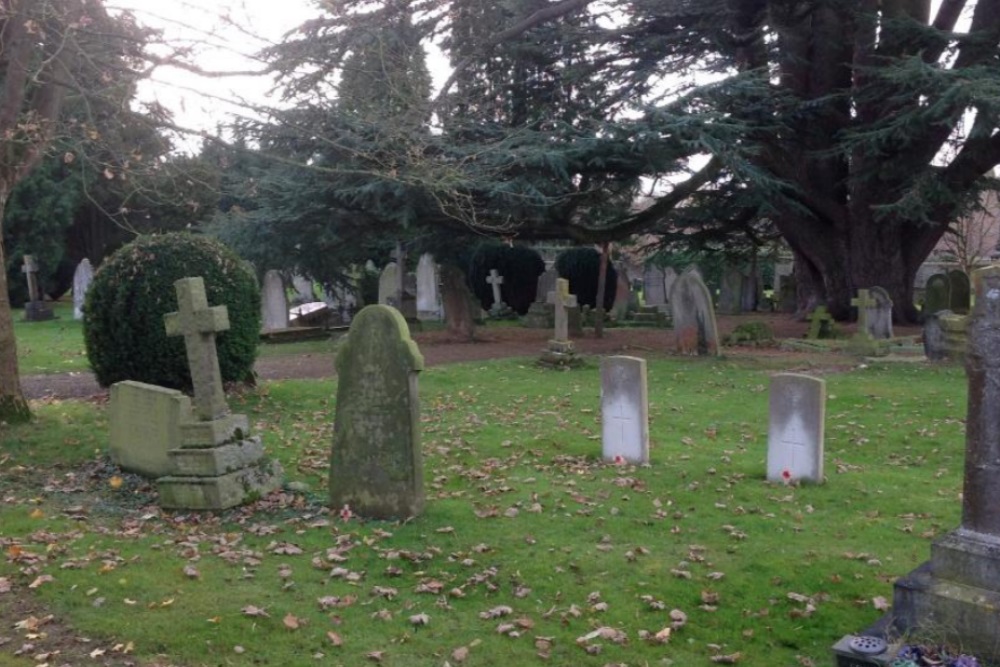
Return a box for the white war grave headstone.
[601,356,650,464]
[72,258,93,320]
[766,373,825,484]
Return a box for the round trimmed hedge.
[84,233,261,390]
[466,242,545,315]
[555,247,618,310]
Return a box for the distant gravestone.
[21,255,54,321]
[643,266,666,307]
[486,269,505,311]
[329,305,425,519]
[718,267,743,315]
[538,278,583,367]
[611,272,630,320]
[662,268,678,303]
[741,270,760,312]
[923,309,952,361]
[416,254,441,320]
[868,286,894,339]
[766,373,825,484]
[949,270,971,314]
[292,275,314,303]
[670,268,720,356]
[601,356,649,464]
[924,273,951,315]
[779,275,798,314]
[378,262,399,307]
[548,277,577,343]
[72,259,93,320]
[109,381,191,478]
[806,306,835,339]
[523,268,557,328]
[535,268,558,304]
[261,270,289,332]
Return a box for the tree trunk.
[594,242,609,338]
[0,190,31,424]
[440,264,476,341]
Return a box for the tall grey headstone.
[670,268,720,356]
[378,262,399,307]
[416,254,441,320]
[261,270,289,332]
[893,265,1000,658]
[292,275,314,303]
[601,356,649,464]
[949,269,971,314]
[662,267,678,303]
[868,286,894,339]
[611,271,630,320]
[109,381,191,478]
[535,268,558,304]
[643,266,666,307]
[766,373,825,484]
[923,309,952,361]
[21,255,54,321]
[718,267,743,315]
[924,273,951,315]
[72,258,93,320]
[330,305,424,519]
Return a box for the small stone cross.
[22,255,40,302]
[164,277,230,422]
[486,269,505,309]
[806,306,834,339]
[851,289,875,337]
[547,278,577,342]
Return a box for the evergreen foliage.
[466,242,545,315]
[83,233,260,390]
[555,247,617,311]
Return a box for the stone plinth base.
[537,340,583,369]
[847,335,888,357]
[892,529,1000,662]
[168,437,265,476]
[158,458,283,510]
[180,413,250,447]
[23,301,54,321]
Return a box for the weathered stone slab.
[766,373,825,484]
[329,305,424,520]
[73,259,93,321]
[109,381,191,478]
[611,272,630,321]
[718,267,743,315]
[22,255,54,321]
[378,262,399,307]
[867,286,893,339]
[261,270,288,332]
[643,266,666,307]
[601,356,649,464]
[168,438,265,476]
[669,268,720,356]
[922,309,952,361]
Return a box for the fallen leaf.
[183,565,200,579]
[451,646,470,662]
[28,575,53,589]
[409,613,430,626]
[0,578,10,594]
[326,631,342,646]
[872,596,890,611]
[365,650,384,662]
[241,605,270,618]
[283,613,302,630]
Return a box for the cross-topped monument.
[850,288,874,337]
[22,255,40,302]
[21,255,54,321]
[164,277,230,422]
[486,269,505,310]
[547,278,577,343]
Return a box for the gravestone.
[924,273,951,315]
[601,356,649,464]
[416,254,442,320]
[766,373,825,484]
[292,275,314,303]
[523,268,557,328]
[892,265,1000,660]
[401,272,418,320]
[260,270,289,332]
[741,269,760,312]
[378,262,399,307]
[806,306,835,339]
[110,381,192,478]
[611,272,631,321]
[486,269,505,312]
[329,305,424,519]
[662,268,678,304]
[949,269,971,314]
[72,259,93,321]
[156,277,282,510]
[538,278,582,367]
[718,267,743,315]
[643,266,666,307]
[21,255,54,321]
[922,309,952,361]
[867,286,894,339]
[779,275,798,314]
[669,268,720,356]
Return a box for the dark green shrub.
[555,247,618,310]
[466,242,545,315]
[84,233,260,390]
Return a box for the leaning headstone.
[643,266,667,307]
[766,373,825,484]
[329,305,424,519]
[601,356,649,464]
[21,255,54,321]
[948,269,971,314]
[662,268,678,303]
[72,259,93,320]
[378,262,399,307]
[109,381,191,478]
[156,277,282,510]
[670,268,720,356]
[260,270,289,332]
[718,267,743,315]
[416,254,442,320]
[922,309,952,361]
[892,265,1000,659]
[924,273,951,315]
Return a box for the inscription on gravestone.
[601,356,650,464]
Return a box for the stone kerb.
[329,305,425,520]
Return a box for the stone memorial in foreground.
[766,373,825,484]
[892,265,1000,661]
[156,277,282,510]
[261,270,289,332]
[22,255,54,321]
[72,258,93,321]
[670,268,720,356]
[538,278,583,368]
[329,305,424,519]
[109,381,191,478]
[601,356,649,464]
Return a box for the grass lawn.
[0,348,969,667]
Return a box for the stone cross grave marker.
[164,277,230,422]
[601,356,649,463]
[850,289,874,337]
[329,305,424,519]
[72,258,93,320]
[669,267,720,356]
[486,269,505,310]
[766,373,825,484]
[547,277,577,342]
[260,270,288,332]
[806,306,834,339]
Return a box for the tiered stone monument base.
[24,301,55,321]
[522,302,554,328]
[156,413,283,510]
[891,529,1000,661]
[537,340,583,369]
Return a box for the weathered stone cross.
[164,277,230,422]
[851,289,875,337]
[547,278,577,342]
[486,269,504,309]
[22,255,40,302]
[806,306,834,339]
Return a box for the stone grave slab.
[601,356,649,463]
[766,373,825,484]
[669,268,720,356]
[22,255,54,321]
[109,381,191,478]
[718,266,743,315]
[922,309,952,361]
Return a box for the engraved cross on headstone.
[486,269,504,309]
[781,436,808,472]
[608,393,633,450]
[164,277,230,422]
[547,278,577,342]
[22,255,40,302]
[851,289,875,337]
